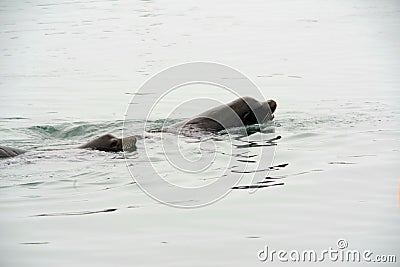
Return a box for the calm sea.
[0,0,399,266]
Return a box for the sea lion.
[163,96,277,134]
[0,134,137,159]
[0,146,28,158]
[79,134,137,152]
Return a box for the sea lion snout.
[122,136,137,152]
[267,99,277,114]
[259,99,276,121]
[110,136,138,152]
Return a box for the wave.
[26,121,126,139]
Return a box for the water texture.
[0,0,399,266]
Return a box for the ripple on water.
[26,120,127,139]
[0,118,293,202]
[31,208,117,217]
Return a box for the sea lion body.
[164,96,276,134]
[1,134,137,159]
[0,146,28,158]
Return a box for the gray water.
[0,0,399,266]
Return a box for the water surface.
[0,0,399,266]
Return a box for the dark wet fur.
[0,146,27,158]
[79,134,123,152]
[162,97,277,135]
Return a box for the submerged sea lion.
[163,96,277,134]
[0,146,28,158]
[0,134,137,159]
[79,134,137,152]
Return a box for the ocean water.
[0,0,399,266]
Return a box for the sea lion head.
[79,134,137,152]
[240,97,277,124]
